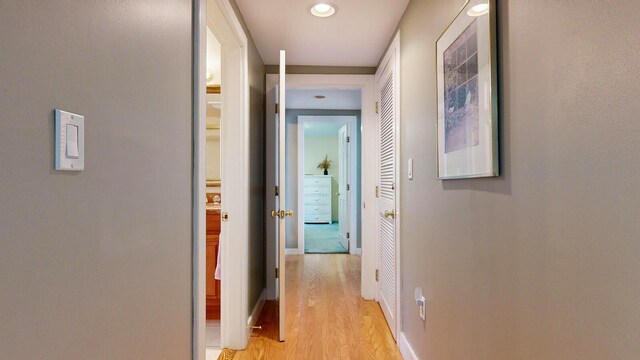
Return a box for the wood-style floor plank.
[231,254,403,360]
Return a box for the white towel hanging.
[214,234,222,280]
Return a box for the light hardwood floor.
[230,254,403,360]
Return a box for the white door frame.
[193,0,251,358]
[265,74,378,300]
[374,31,402,340]
[297,115,358,255]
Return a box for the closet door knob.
[384,210,396,219]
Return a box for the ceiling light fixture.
[467,3,489,17]
[314,95,326,99]
[310,3,336,18]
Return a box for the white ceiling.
[287,89,361,110]
[234,0,409,66]
[304,118,348,137]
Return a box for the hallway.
[232,255,402,359]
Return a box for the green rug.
[304,223,348,254]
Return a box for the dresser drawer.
[304,193,330,204]
[304,176,331,186]
[304,185,331,194]
[304,212,332,223]
[305,205,331,215]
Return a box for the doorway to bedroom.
[286,86,362,256]
[301,116,356,254]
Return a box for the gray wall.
[393,0,640,359]
[229,0,267,315]
[285,110,362,250]
[0,1,193,359]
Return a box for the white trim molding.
[285,248,300,255]
[194,0,251,357]
[399,332,420,360]
[297,115,359,256]
[264,74,377,301]
[247,289,266,328]
[192,1,207,360]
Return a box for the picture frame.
[436,0,499,179]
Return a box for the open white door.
[276,50,288,342]
[337,124,349,251]
[376,51,398,339]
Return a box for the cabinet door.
[206,234,221,320]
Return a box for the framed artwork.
[436,0,499,179]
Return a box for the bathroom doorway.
[204,23,222,359]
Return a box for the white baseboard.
[285,248,300,255]
[247,288,266,327]
[399,332,419,360]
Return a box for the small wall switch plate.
[415,287,426,321]
[408,158,413,180]
[55,109,84,171]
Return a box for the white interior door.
[376,57,398,339]
[337,124,349,251]
[277,50,287,342]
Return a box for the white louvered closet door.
[376,54,398,339]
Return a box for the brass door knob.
[384,210,396,219]
[271,210,294,218]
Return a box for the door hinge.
[375,185,379,198]
[275,185,279,197]
[275,267,279,279]
[347,184,351,191]
[275,103,279,114]
[346,136,351,143]
[375,101,379,114]
[375,269,380,282]
[221,212,229,221]
[347,232,350,239]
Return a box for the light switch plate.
[408,158,413,180]
[55,109,84,171]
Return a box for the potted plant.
[317,155,332,175]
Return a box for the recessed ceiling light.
[314,95,326,99]
[310,3,336,18]
[467,3,489,17]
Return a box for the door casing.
[193,0,252,358]
[264,74,378,301]
[297,115,358,254]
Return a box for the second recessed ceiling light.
[311,3,336,18]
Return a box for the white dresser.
[304,175,332,224]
